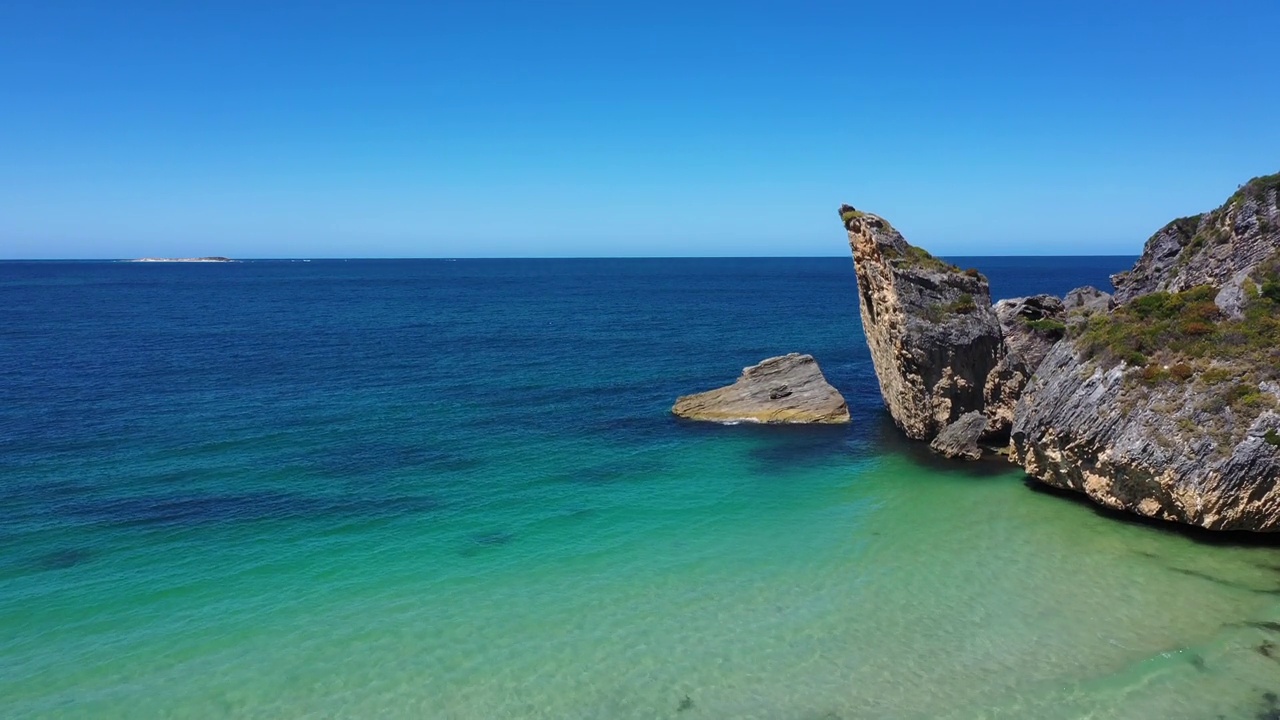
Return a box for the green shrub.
[1141,364,1168,384]
[1181,320,1215,336]
[1072,264,1280,373]
[1025,318,1067,336]
[1226,383,1272,411]
[1123,351,1148,367]
[900,245,959,273]
[1228,172,1280,208]
[1266,429,1280,447]
[946,294,978,314]
[1261,279,1280,303]
[1201,367,1234,384]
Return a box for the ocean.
[2,257,1279,719]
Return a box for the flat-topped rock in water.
[672,354,850,424]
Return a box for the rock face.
[672,353,850,424]
[983,295,1066,438]
[840,205,1003,441]
[1063,286,1112,319]
[929,411,988,461]
[1112,176,1280,309]
[1012,341,1280,531]
[1012,172,1280,532]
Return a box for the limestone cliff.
[672,353,850,424]
[1112,173,1280,314]
[983,295,1066,439]
[1012,173,1280,532]
[839,205,1003,441]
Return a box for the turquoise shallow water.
[3,258,1280,718]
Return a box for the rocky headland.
[841,171,1280,531]
[672,353,850,424]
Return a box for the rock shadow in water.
[60,490,442,529]
[311,443,483,478]
[874,415,1014,479]
[1023,479,1280,548]
[458,531,516,557]
[34,547,94,571]
[549,457,669,486]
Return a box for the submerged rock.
[929,411,988,460]
[839,205,1003,441]
[672,353,850,424]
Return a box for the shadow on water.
[871,415,1016,480]
[742,423,867,474]
[308,443,483,477]
[870,410,1280,548]
[33,547,95,571]
[458,530,516,557]
[666,412,874,469]
[60,490,442,529]
[1023,479,1280,549]
[548,456,670,485]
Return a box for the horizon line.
[0,253,1141,262]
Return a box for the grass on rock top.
[1073,253,1280,392]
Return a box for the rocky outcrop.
[983,295,1066,438]
[1112,174,1280,307]
[1011,341,1280,531]
[840,205,1003,441]
[1012,172,1280,532]
[1063,286,1112,320]
[929,411,988,460]
[672,353,850,424]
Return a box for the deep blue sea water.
[4,257,1280,719]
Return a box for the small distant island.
[127,257,236,263]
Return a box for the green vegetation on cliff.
[1163,173,1280,263]
[1074,253,1280,378]
[888,244,960,273]
[1227,171,1280,208]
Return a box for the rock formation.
[839,205,1003,441]
[1112,175,1280,314]
[672,353,850,424]
[839,172,1280,530]
[983,295,1066,438]
[1062,285,1112,320]
[1012,172,1280,531]
[929,411,988,460]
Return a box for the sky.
[2,1,1278,259]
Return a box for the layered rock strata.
[839,205,1003,441]
[1012,173,1280,531]
[672,353,850,424]
[983,295,1067,438]
[929,411,988,461]
[1112,176,1280,310]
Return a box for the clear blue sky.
[2,1,1278,259]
